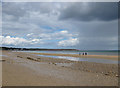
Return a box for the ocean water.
[18,50,118,56]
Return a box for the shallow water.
[0,55,8,57]
[16,50,118,56]
[37,55,118,64]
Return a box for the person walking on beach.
[79,52,81,55]
[85,52,87,55]
[82,52,84,55]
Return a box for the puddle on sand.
[0,55,8,57]
[37,55,118,64]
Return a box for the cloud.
[2,2,27,19]
[51,30,78,40]
[2,2,61,21]
[27,33,33,37]
[60,30,68,33]
[1,36,29,46]
[0,36,43,46]
[27,30,79,41]
[39,30,78,40]
[58,38,79,47]
[59,2,118,21]
[2,2,118,49]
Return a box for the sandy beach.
[2,50,118,86]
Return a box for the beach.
[2,50,118,86]
[33,52,118,61]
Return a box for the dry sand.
[2,50,119,86]
[0,50,2,87]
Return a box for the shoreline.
[32,52,118,61]
[2,50,118,86]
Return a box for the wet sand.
[2,50,118,86]
[33,53,118,60]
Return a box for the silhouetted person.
[85,52,87,55]
[82,52,84,55]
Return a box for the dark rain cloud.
[2,2,57,19]
[59,2,118,21]
[73,20,118,50]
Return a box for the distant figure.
[79,52,81,55]
[82,52,85,55]
[85,52,87,55]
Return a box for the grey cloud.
[77,20,118,37]
[26,2,53,14]
[77,38,118,50]
[2,2,118,50]
[77,20,118,50]
[59,2,118,21]
[2,2,26,18]
[2,2,59,19]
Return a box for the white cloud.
[1,36,43,46]
[36,30,78,41]
[27,33,33,37]
[1,36,29,46]
[31,38,43,44]
[60,30,68,34]
[31,39,39,42]
[58,38,79,46]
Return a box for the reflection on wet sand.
[37,54,118,64]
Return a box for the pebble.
[17,56,22,58]
[116,75,119,77]
[105,73,109,75]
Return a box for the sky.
[1,2,118,50]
